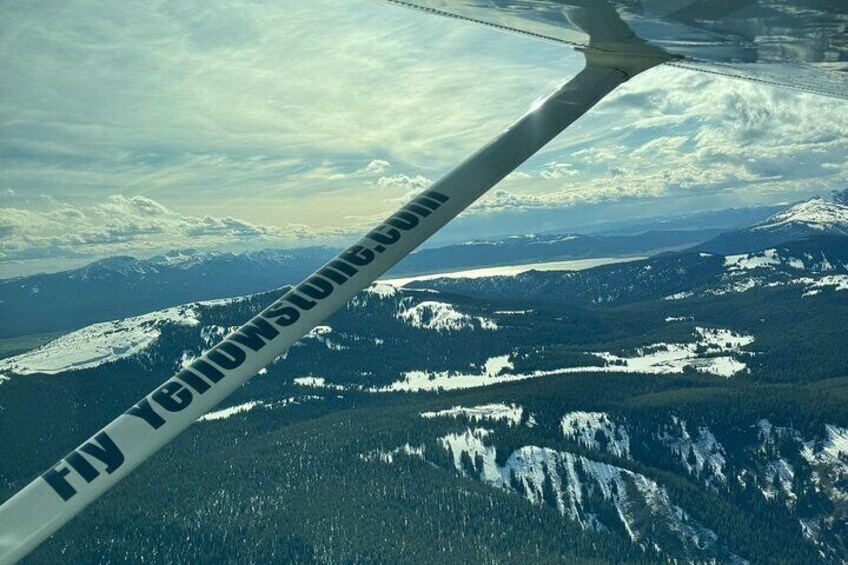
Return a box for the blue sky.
[1,0,847,277]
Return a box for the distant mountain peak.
[751,197,848,234]
[68,255,159,281]
[698,195,848,254]
[149,248,218,268]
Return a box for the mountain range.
[698,196,848,254]
[3,194,846,340]
[0,247,336,339]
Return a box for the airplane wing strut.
[0,52,664,564]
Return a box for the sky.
[1,0,847,278]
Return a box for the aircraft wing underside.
[383,0,848,99]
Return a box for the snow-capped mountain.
[699,194,848,254]
[68,256,164,281]
[4,197,826,341]
[753,198,848,234]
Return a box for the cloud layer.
[1,0,847,276]
[0,195,329,276]
[466,65,848,217]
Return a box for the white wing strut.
[0,51,664,564]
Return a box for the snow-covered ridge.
[748,420,848,559]
[0,304,202,377]
[723,247,844,274]
[379,327,753,391]
[422,403,524,427]
[561,412,631,459]
[495,446,744,562]
[751,197,848,234]
[347,285,498,334]
[695,271,848,299]
[373,427,746,563]
[396,300,498,332]
[68,256,162,281]
[199,401,263,421]
[0,293,258,379]
[197,395,323,422]
[365,412,848,562]
[665,233,848,300]
[658,416,727,486]
[593,327,754,378]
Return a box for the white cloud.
[539,161,578,180]
[0,0,568,212]
[0,195,328,272]
[376,174,432,191]
[364,159,391,174]
[469,65,848,216]
[1,1,847,276]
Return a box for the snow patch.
[0,304,200,376]
[379,327,752,392]
[199,401,263,422]
[364,282,399,299]
[665,316,693,322]
[293,326,349,351]
[422,403,524,426]
[724,249,782,271]
[293,376,350,391]
[360,443,425,464]
[663,291,694,301]
[593,327,753,378]
[659,417,727,486]
[396,301,497,332]
[802,274,848,296]
[561,412,630,459]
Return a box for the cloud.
[1,1,847,276]
[364,159,391,174]
[0,0,569,208]
[539,161,578,180]
[463,64,848,216]
[0,195,326,271]
[376,174,432,191]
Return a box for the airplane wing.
[383,0,848,99]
